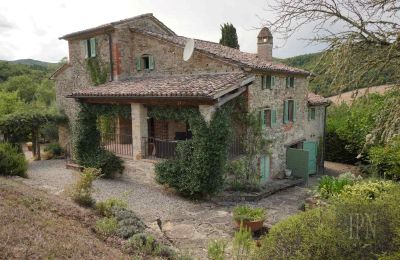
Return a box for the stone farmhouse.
[53,13,330,181]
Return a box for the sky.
[0,0,326,63]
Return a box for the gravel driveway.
[23,158,318,258]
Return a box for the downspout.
[321,105,329,174]
[108,33,114,81]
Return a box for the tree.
[219,23,240,49]
[0,75,38,103]
[266,0,400,146]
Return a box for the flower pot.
[42,151,53,160]
[234,219,265,232]
[27,142,33,152]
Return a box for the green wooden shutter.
[261,110,266,129]
[261,76,265,90]
[149,55,155,70]
[82,40,88,58]
[308,108,311,121]
[90,38,96,58]
[271,108,277,126]
[293,101,297,122]
[266,75,271,89]
[285,77,289,88]
[284,101,289,124]
[271,76,275,88]
[291,77,295,88]
[135,57,141,71]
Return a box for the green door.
[260,155,270,183]
[303,141,317,175]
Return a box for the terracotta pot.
[42,151,53,160]
[235,219,265,232]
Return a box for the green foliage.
[207,240,226,260]
[0,142,28,177]
[70,167,100,207]
[96,198,127,217]
[125,233,177,258]
[256,180,400,260]
[219,23,240,49]
[232,225,254,260]
[153,106,232,198]
[74,103,126,178]
[232,205,266,222]
[44,142,63,156]
[0,75,38,103]
[86,57,109,86]
[316,175,352,199]
[326,93,386,163]
[369,136,400,180]
[111,207,146,239]
[0,91,27,116]
[95,217,118,236]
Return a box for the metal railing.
[228,135,246,159]
[101,133,134,157]
[142,137,178,159]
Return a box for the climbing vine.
[73,103,129,178]
[151,105,232,198]
[86,57,109,86]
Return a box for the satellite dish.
[183,38,195,61]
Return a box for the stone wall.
[248,74,321,178]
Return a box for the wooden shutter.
[283,100,289,124]
[149,55,155,70]
[290,77,295,88]
[261,110,266,129]
[90,38,96,58]
[286,77,289,88]
[293,101,297,122]
[271,108,277,126]
[266,75,272,89]
[82,40,88,58]
[261,76,265,90]
[308,108,311,121]
[265,109,271,127]
[271,76,275,88]
[135,57,141,71]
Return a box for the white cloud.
[0,0,325,62]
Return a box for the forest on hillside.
[281,52,398,97]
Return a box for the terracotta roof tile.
[307,92,331,106]
[131,28,310,76]
[68,72,250,99]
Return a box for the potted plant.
[233,205,266,232]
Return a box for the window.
[260,107,277,128]
[83,38,96,58]
[261,75,275,90]
[283,99,295,123]
[308,107,316,120]
[136,55,155,71]
[286,76,295,88]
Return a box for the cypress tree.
[219,23,240,49]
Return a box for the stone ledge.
[212,178,305,204]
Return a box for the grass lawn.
[0,177,129,259]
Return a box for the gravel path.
[23,158,319,258]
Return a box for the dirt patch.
[0,177,129,260]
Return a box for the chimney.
[257,27,273,61]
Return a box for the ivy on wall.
[150,105,232,198]
[86,57,109,86]
[73,103,129,178]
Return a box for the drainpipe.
[321,105,328,174]
[108,33,114,81]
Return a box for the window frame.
[84,38,96,58]
[283,99,296,124]
[261,75,275,90]
[309,107,316,120]
[286,76,295,88]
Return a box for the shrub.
[207,240,226,260]
[70,167,100,207]
[232,225,255,260]
[125,233,178,259]
[44,142,63,156]
[96,198,127,217]
[233,205,266,222]
[368,136,400,180]
[256,180,400,260]
[95,217,118,236]
[316,175,354,199]
[337,179,397,200]
[0,142,27,177]
[111,207,146,239]
[84,149,124,178]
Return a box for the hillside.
[10,59,56,68]
[280,52,397,97]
